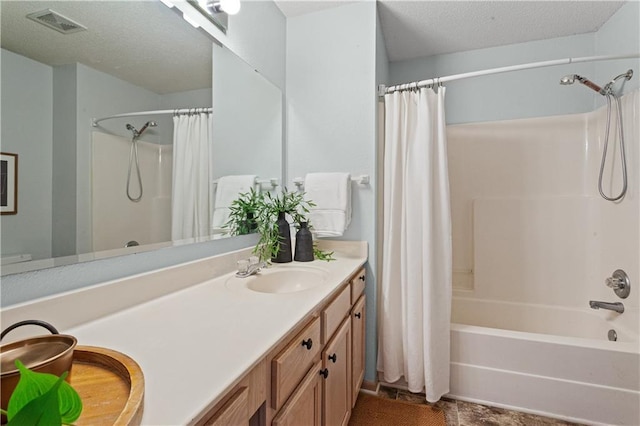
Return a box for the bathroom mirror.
[0,0,282,275]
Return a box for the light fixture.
[219,0,241,15]
[187,0,240,34]
[182,13,200,28]
[204,0,241,16]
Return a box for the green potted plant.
[253,190,312,263]
[224,188,261,236]
[253,190,334,263]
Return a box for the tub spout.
[589,300,624,314]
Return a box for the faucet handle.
[237,259,250,275]
[606,277,624,289]
[605,269,630,299]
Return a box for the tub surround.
[1,240,368,425]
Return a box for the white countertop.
[1,240,367,425]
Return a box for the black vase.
[272,212,292,263]
[294,222,314,262]
[242,211,258,235]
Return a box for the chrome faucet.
[236,257,266,278]
[589,300,624,314]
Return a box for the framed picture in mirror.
[1,152,18,215]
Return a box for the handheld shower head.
[559,73,604,94]
[138,121,157,136]
[560,74,576,85]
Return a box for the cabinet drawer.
[350,268,366,304]
[272,317,321,410]
[322,285,351,344]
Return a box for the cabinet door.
[272,360,322,426]
[351,295,366,408]
[203,387,248,426]
[322,318,351,426]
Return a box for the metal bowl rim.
[0,334,77,377]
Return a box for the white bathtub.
[449,297,640,425]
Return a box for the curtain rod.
[381,53,640,96]
[92,108,213,127]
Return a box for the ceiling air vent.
[26,9,87,34]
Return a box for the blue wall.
[388,2,639,125]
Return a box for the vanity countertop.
[1,240,367,425]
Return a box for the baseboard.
[361,380,379,393]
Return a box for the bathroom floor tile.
[396,390,458,425]
[377,385,399,400]
[456,400,581,426]
[374,386,584,426]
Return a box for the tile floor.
[376,386,582,426]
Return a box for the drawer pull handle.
[319,368,329,379]
[354,312,361,319]
[301,338,313,350]
[359,275,365,281]
[328,353,337,363]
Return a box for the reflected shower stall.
[91,127,173,252]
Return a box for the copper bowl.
[0,321,76,419]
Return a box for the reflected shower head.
[138,121,157,136]
[559,73,605,95]
[126,121,157,138]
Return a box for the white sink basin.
[226,266,328,294]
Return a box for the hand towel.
[211,175,257,232]
[304,173,351,237]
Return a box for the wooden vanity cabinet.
[272,360,323,426]
[195,359,267,426]
[350,294,366,408]
[321,318,352,426]
[200,266,367,426]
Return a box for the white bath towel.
[304,173,351,237]
[211,175,257,232]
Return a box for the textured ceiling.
[275,0,626,62]
[0,1,213,94]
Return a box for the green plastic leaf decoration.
[7,373,64,425]
[7,360,82,424]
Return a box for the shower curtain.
[171,112,213,240]
[378,87,452,402]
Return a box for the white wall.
[1,48,53,260]
[286,0,378,381]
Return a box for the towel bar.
[293,175,370,189]
[212,177,278,189]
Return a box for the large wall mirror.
[0,0,282,275]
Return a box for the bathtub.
[449,296,640,425]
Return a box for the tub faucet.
[589,300,624,314]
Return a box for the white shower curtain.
[171,112,213,240]
[378,87,452,402]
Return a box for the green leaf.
[7,360,82,424]
[7,371,64,425]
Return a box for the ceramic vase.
[272,212,292,263]
[294,222,314,262]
